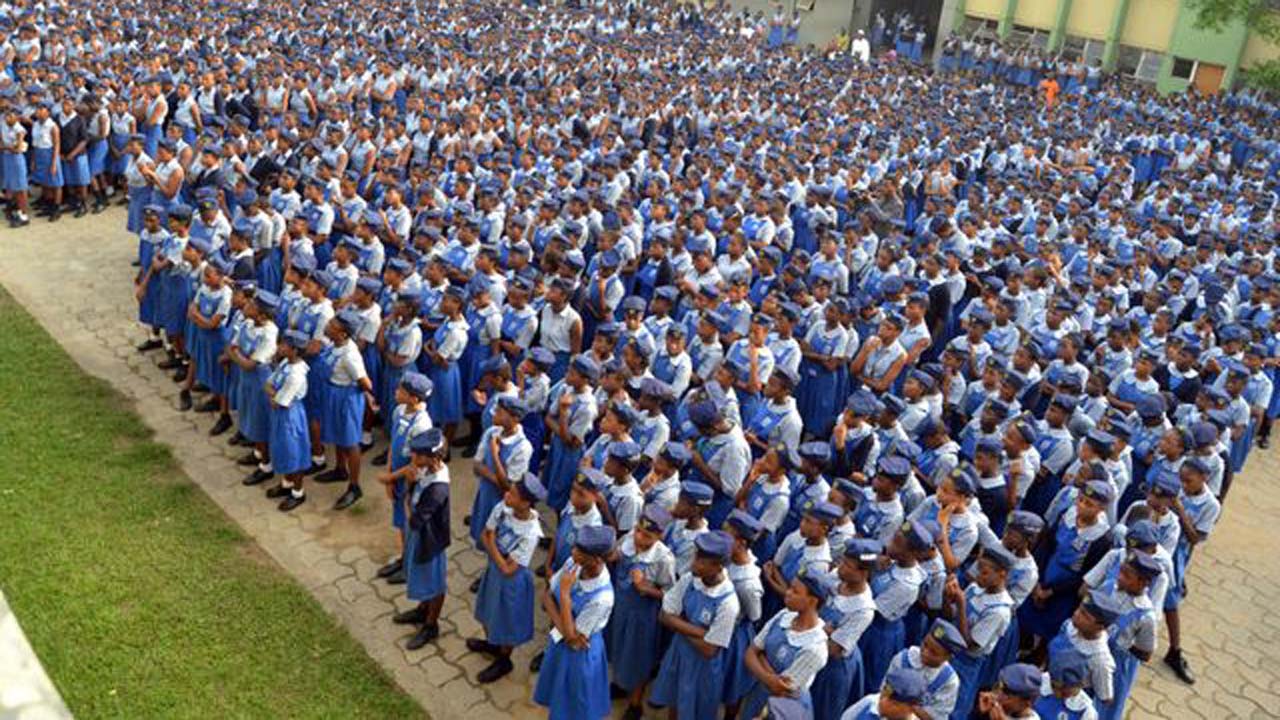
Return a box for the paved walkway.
[1,208,1277,719]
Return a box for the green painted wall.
[1151,2,1249,92]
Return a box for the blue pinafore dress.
[267,362,312,475]
[193,290,228,394]
[469,436,523,547]
[544,391,588,512]
[809,599,867,720]
[744,480,786,561]
[389,407,427,530]
[608,551,665,692]
[426,321,464,426]
[650,583,732,719]
[799,330,844,436]
[859,570,910,693]
[473,512,537,647]
[533,577,613,720]
[236,326,273,444]
[738,618,816,720]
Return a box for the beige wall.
[1241,20,1280,68]
[966,0,1006,21]
[1121,0,1177,50]
[1012,0,1057,29]
[1066,0,1111,39]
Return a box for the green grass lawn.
[0,288,424,720]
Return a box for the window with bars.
[1116,44,1164,83]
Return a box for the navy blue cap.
[607,440,642,463]
[497,394,528,420]
[882,665,928,704]
[516,473,549,503]
[797,441,832,463]
[983,543,1018,570]
[903,519,936,551]
[1081,592,1120,625]
[400,372,434,400]
[659,441,691,467]
[726,509,765,541]
[877,455,911,480]
[694,530,733,561]
[639,504,673,534]
[1126,549,1163,580]
[283,329,310,349]
[807,500,844,524]
[570,354,601,381]
[1082,479,1115,504]
[1190,421,1218,448]
[576,468,610,493]
[689,399,721,429]
[998,663,1043,700]
[843,537,882,563]
[1008,510,1045,536]
[574,525,616,556]
[796,563,836,602]
[680,481,714,506]
[927,618,967,655]
[1048,648,1091,687]
[479,355,510,376]
[764,697,809,720]
[846,390,882,416]
[409,428,446,455]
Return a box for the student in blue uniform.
[388,428,451,650]
[424,286,469,450]
[840,664,929,720]
[470,396,533,554]
[809,538,878,720]
[544,354,600,512]
[231,290,280,485]
[532,525,617,720]
[738,567,833,719]
[943,545,1016,719]
[184,256,233,430]
[723,509,768,716]
[469,472,546,683]
[264,329,313,511]
[650,530,741,720]
[1162,457,1220,685]
[764,501,840,619]
[1033,648,1098,720]
[861,519,931,692]
[316,309,379,510]
[1086,551,1159,720]
[374,373,433,583]
[609,504,677,720]
[974,663,1042,719]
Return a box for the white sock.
[16,211,27,221]
[291,489,305,498]
[361,431,373,445]
[282,480,294,489]
[312,454,324,465]
[258,462,272,473]
[253,450,262,461]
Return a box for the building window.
[1117,44,1164,83]
[1171,57,1197,80]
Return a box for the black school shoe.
[265,484,292,499]
[158,355,183,370]
[235,452,260,466]
[137,338,163,352]
[1164,650,1195,684]
[393,605,427,625]
[278,493,306,512]
[228,431,247,446]
[476,656,513,684]
[209,414,233,436]
[466,638,500,656]
[371,450,390,466]
[333,484,363,510]
[243,468,274,486]
[405,623,439,650]
[177,390,193,412]
[314,467,349,484]
[385,568,406,585]
[195,398,219,413]
[377,557,403,578]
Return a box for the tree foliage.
[1187,0,1280,92]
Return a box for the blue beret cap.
[679,481,714,506]
[688,399,721,429]
[400,371,434,400]
[1008,510,1045,536]
[1126,549,1163,580]
[903,519,936,551]
[882,665,928,704]
[516,473,549,503]
[796,563,836,602]
[927,618,968,655]
[843,537,882,563]
[497,395,528,420]
[574,525,616,556]
[409,428,446,454]
[571,354,601,381]
[1125,519,1160,548]
[998,663,1044,700]
[283,329,310,349]
[797,441,832,463]
[1148,469,1181,497]
[1048,648,1091,687]
[253,290,281,312]
[877,455,911,480]
[807,500,844,524]
[693,530,733,561]
[659,441,691,467]
[983,543,1018,570]
[726,509,765,541]
[1082,479,1115,504]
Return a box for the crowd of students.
[5,0,1272,716]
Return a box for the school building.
[726,0,1280,94]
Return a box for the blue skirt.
[1018,589,1076,640]
[1,152,27,191]
[650,635,727,719]
[32,147,61,187]
[461,343,487,414]
[859,615,904,693]
[404,527,447,602]
[608,586,663,692]
[951,651,985,720]
[269,402,313,475]
[798,365,841,438]
[380,364,408,432]
[361,345,382,414]
[722,620,757,703]
[110,135,131,174]
[143,124,162,158]
[534,633,611,720]
[257,248,283,294]
[138,269,162,327]
[320,382,366,447]
[60,155,89,187]
[545,434,584,512]
[474,563,535,646]
[741,685,810,720]
[237,365,272,443]
[522,413,546,475]
[469,479,504,548]
[810,649,864,720]
[88,140,109,175]
[193,326,227,395]
[304,355,333,422]
[427,362,462,425]
[1098,648,1140,720]
[158,272,190,337]
[979,616,1020,690]
[548,351,571,385]
[127,186,150,233]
